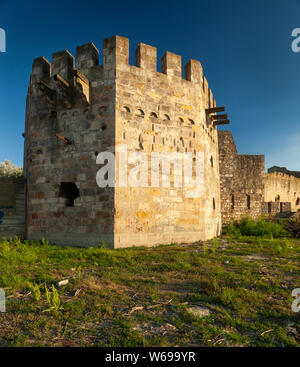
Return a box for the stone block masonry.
[24,35,222,248]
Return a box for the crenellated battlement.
[76,42,99,76]
[31,35,215,103]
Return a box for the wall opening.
[59,182,80,207]
[231,194,235,210]
[275,195,280,202]
[247,194,251,209]
[137,109,144,117]
[280,202,283,213]
[122,106,130,113]
[213,197,216,210]
[268,202,272,214]
[296,198,300,206]
[210,156,214,167]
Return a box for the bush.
[223,221,241,238]
[0,160,23,177]
[224,217,289,238]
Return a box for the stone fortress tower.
[23,35,230,248]
[0,34,294,246]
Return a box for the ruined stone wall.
[25,35,222,248]
[218,131,265,225]
[268,166,300,178]
[114,37,221,247]
[264,172,300,213]
[0,177,26,239]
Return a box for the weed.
[220,287,236,306]
[27,282,41,302]
[43,284,64,313]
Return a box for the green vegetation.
[224,217,289,238]
[0,233,299,347]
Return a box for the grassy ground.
[0,235,299,347]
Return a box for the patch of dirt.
[232,254,267,262]
[133,322,177,336]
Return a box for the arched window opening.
[178,117,184,123]
[150,112,158,118]
[296,198,300,206]
[59,182,80,207]
[122,106,130,113]
[136,109,145,117]
[275,195,280,202]
[210,156,214,167]
[164,114,170,120]
[188,119,195,125]
[213,197,216,210]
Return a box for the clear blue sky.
[1,0,300,170]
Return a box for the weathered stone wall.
[114,37,221,247]
[218,131,265,225]
[25,35,222,248]
[0,177,26,239]
[268,166,300,178]
[264,172,300,213]
[25,43,115,247]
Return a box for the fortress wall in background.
[218,131,265,225]
[264,172,300,213]
[0,177,26,239]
